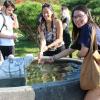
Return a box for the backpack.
[0,12,13,32]
[0,12,7,32]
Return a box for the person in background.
[61,5,72,57]
[0,0,19,59]
[38,3,64,63]
[40,5,100,100]
[37,12,43,26]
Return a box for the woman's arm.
[53,48,75,60]
[38,25,47,53]
[78,44,89,58]
[47,19,63,49]
[0,32,16,39]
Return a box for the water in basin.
[26,58,82,85]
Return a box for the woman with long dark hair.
[38,3,64,63]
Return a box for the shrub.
[16,1,41,42]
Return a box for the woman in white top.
[0,0,19,59]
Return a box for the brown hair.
[3,0,15,10]
[42,3,53,12]
[41,3,55,22]
[72,5,95,41]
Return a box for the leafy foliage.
[16,1,41,42]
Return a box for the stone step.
[0,86,35,100]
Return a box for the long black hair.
[40,3,55,23]
[40,3,55,32]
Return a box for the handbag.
[80,26,100,90]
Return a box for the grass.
[15,38,39,57]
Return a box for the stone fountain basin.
[0,57,86,100]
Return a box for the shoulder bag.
[80,26,100,90]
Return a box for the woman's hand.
[38,52,44,64]
[38,55,54,64]
[13,33,18,40]
[43,46,48,52]
[11,13,17,20]
[11,13,19,29]
[44,56,54,63]
[8,33,17,40]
